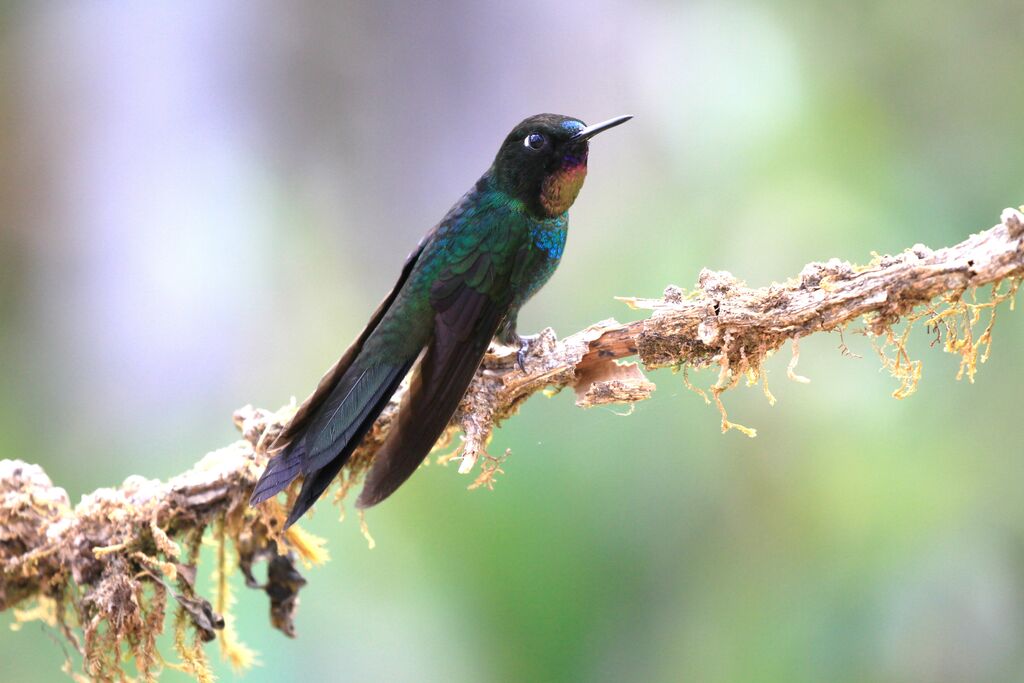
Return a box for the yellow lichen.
[150,520,181,559]
[760,369,777,407]
[172,605,214,683]
[786,339,811,384]
[872,319,923,399]
[681,366,711,405]
[710,386,758,438]
[837,326,862,359]
[709,342,757,438]
[434,442,464,466]
[932,280,1019,383]
[10,596,57,631]
[468,449,510,491]
[212,518,257,673]
[284,525,330,568]
[131,550,178,581]
[331,469,359,517]
[170,531,216,683]
[357,510,377,550]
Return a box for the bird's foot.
[515,334,539,373]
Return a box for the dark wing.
[355,245,525,509]
[249,238,426,506]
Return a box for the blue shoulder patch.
[531,224,567,260]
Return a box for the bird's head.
[491,113,631,218]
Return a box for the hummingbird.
[250,113,632,527]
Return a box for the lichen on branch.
[1,207,1022,680]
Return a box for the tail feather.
[269,239,428,454]
[302,362,405,475]
[283,459,341,528]
[248,237,428,522]
[249,440,306,505]
[282,357,415,527]
[251,358,414,524]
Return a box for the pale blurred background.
[2,2,1024,682]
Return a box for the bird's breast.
[530,217,567,260]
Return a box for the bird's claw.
[515,334,538,373]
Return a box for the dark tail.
[281,357,414,527]
[249,440,307,505]
[249,356,414,528]
[249,238,428,525]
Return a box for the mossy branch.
[2,207,1023,680]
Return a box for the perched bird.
[250,113,632,527]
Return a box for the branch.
[2,207,1022,680]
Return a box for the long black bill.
[571,115,633,141]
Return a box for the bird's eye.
[524,132,546,150]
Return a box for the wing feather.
[249,240,426,507]
[355,244,528,508]
[270,239,426,451]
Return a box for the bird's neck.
[487,153,589,219]
[539,153,588,217]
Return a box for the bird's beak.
[571,115,633,141]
